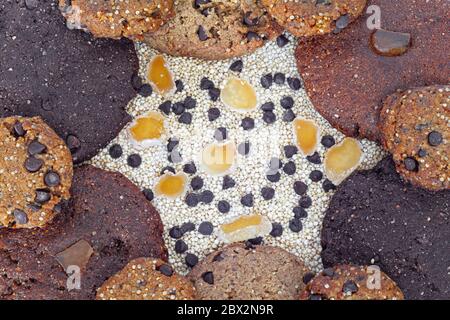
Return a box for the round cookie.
[321,157,450,300]
[143,0,282,60]
[0,0,139,163]
[295,0,449,141]
[300,265,404,300]
[0,116,73,229]
[59,0,175,39]
[188,243,310,300]
[262,0,367,37]
[0,165,167,300]
[97,258,196,300]
[379,85,449,191]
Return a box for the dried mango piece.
[147,55,175,96]
[201,142,236,176]
[128,111,165,148]
[220,77,257,113]
[293,118,320,156]
[217,215,272,244]
[154,172,188,199]
[324,137,363,185]
[370,29,411,57]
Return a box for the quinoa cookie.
[0,116,73,229]
[261,0,367,37]
[379,85,449,191]
[188,243,310,300]
[97,258,196,300]
[143,0,282,60]
[0,0,139,163]
[295,0,449,141]
[321,157,450,300]
[58,0,175,40]
[0,165,167,300]
[300,265,404,300]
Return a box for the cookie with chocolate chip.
[262,0,366,37]
[0,0,139,163]
[143,0,282,60]
[97,258,196,300]
[59,0,175,40]
[188,243,310,300]
[0,165,167,299]
[300,265,404,300]
[0,117,73,229]
[379,85,449,191]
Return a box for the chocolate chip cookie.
[262,0,367,37]
[0,165,167,300]
[321,157,450,300]
[300,265,404,300]
[379,85,449,191]
[188,243,310,300]
[0,0,139,163]
[97,258,196,300]
[143,0,282,60]
[59,0,175,39]
[295,0,449,141]
[0,116,73,229]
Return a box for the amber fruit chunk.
[201,142,236,176]
[370,29,411,57]
[218,215,272,244]
[293,118,320,156]
[147,55,175,95]
[128,112,165,147]
[55,239,94,272]
[220,77,257,113]
[324,137,363,185]
[154,172,188,199]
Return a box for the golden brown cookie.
[96,258,196,300]
[188,243,310,300]
[59,0,175,39]
[379,85,449,191]
[0,116,73,228]
[300,265,404,300]
[143,0,282,60]
[261,0,366,37]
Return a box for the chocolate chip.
[306,152,322,164]
[260,73,273,89]
[167,138,179,152]
[12,121,26,137]
[200,190,214,204]
[108,144,123,159]
[284,145,298,158]
[261,187,275,200]
[197,26,208,41]
[143,188,154,201]
[428,131,443,146]
[174,240,188,254]
[260,101,275,112]
[299,196,312,208]
[335,14,350,30]
[198,221,214,235]
[243,12,259,26]
[13,209,28,225]
[184,96,197,109]
[178,112,192,125]
[303,272,315,284]
[169,226,183,239]
[158,264,174,277]
[280,96,294,109]
[175,80,184,93]
[283,161,296,175]
[321,135,336,148]
[217,200,231,213]
[342,280,358,294]
[289,218,303,233]
[44,171,60,187]
[24,157,43,173]
[309,170,323,182]
[172,102,185,115]
[208,107,221,121]
[201,271,214,284]
[404,157,418,171]
[180,222,196,234]
[200,77,215,90]
[214,127,227,141]
[66,135,81,153]
[238,141,251,156]
[274,73,285,85]
[222,175,236,190]
[241,117,255,130]
[294,181,308,195]
[185,253,199,268]
[35,189,51,204]
[287,77,302,91]
[241,193,254,207]
[270,222,283,237]
[183,162,197,175]
[131,73,143,91]
[282,109,296,122]
[28,140,46,155]
[185,193,199,207]
[247,237,263,245]
[159,101,172,115]
[138,84,153,97]
[230,60,243,73]
[266,171,281,183]
[208,88,220,101]
[293,206,308,219]
[212,252,224,262]
[276,35,289,47]
[191,176,204,191]
[322,179,336,192]
[262,111,276,124]
[246,31,260,41]
[127,154,142,168]
[418,149,427,157]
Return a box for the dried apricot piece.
[217,215,272,244]
[220,77,257,113]
[201,141,236,176]
[370,29,411,57]
[154,172,188,199]
[128,111,165,148]
[324,137,363,185]
[146,55,175,96]
[293,118,320,156]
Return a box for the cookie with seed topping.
[0,116,73,228]
[261,0,367,37]
[97,258,196,300]
[58,0,175,40]
[300,265,404,300]
[188,243,310,300]
[379,85,449,191]
[143,0,282,60]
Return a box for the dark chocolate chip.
[175,80,184,93]
[342,280,358,294]
[276,34,289,47]
[197,26,208,41]
[180,222,196,234]
[185,253,199,268]
[178,112,192,124]
[24,157,43,173]
[261,187,275,200]
[208,88,220,101]
[282,109,296,122]
[294,181,308,195]
[309,170,323,182]
[217,200,231,213]
[201,272,214,284]
[191,176,204,191]
[169,226,183,239]
[280,96,294,109]
[174,240,188,254]
[284,145,298,158]
[200,77,215,90]
[230,60,243,73]
[12,121,26,137]
[183,162,197,174]
[322,179,336,192]
[198,221,214,235]
[306,152,322,164]
[28,140,46,155]
[404,157,418,171]
[160,166,175,175]
[262,111,276,124]
[260,73,273,89]
[303,272,315,284]
[159,101,172,115]
[172,102,185,115]
[138,84,153,97]
[200,190,214,204]
[143,188,154,201]
[35,189,51,204]
[428,131,443,146]
[274,73,285,85]
[13,209,28,225]
[266,171,281,183]
[299,196,312,208]
[241,193,254,207]
[283,161,296,175]
[222,175,236,190]
[287,77,302,91]
[66,135,81,153]
[184,96,197,109]
[293,206,308,219]
[289,218,303,233]
[321,135,336,148]
[260,101,275,112]
[127,154,142,168]
[167,138,179,152]
[208,107,221,121]
[270,222,283,237]
[158,264,174,277]
[241,117,255,130]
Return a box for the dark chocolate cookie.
[0,0,139,163]
[143,0,282,60]
[295,0,449,141]
[379,85,449,191]
[321,157,450,300]
[0,165,167,300]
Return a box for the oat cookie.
[97,258,196,300]
[0,116,73,229]
[59,0,175,39]
[262,0,367,37]
[300,265,404,300]
[379,85,449,191]
[143,0,282,60]
[188,243,310,300]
